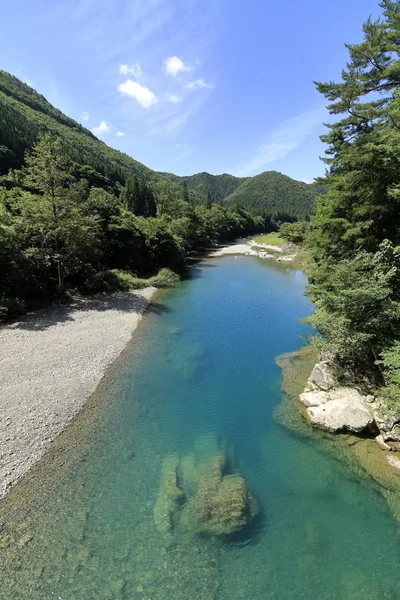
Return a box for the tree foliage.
[306,1,400,397]
[0,133,264,319]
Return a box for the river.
[1,255,400,599]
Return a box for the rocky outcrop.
[300,361,376,434]
[307,361,336,392]
[305,389,376,433]
[300,360,400,456]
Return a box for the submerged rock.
[154,455,184,534]
[183,456,258,536]
[154,437,258,538]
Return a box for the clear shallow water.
[1,256,400,599]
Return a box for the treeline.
[0,135,264,319]
[162,169,322,219]
[301,1,400,406]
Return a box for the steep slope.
[0,71,322,218]
[222,171,323,218]
[0,71,201,201]
[160,171,247,203]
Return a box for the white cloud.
[92,120,111,136]
[119,63,143,77]
[185,78,213,90]
[118,79,158,109]
[164,56,192,77]
[166,93,182,104]
[81,111,90,122]
[235,106,326,177]
[116,131,126,137]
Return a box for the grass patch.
[252,232,286,246]
[84,268,179,293]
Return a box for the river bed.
[1,256,400,599]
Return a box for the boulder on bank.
[308,361,336,392]
[302,387,376,434]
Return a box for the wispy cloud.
[116,131,125,137]
[92,120,110,136]
[185,78,213,90]
[119,63,143,77]
[118,79,158,109]
[164,56,192,77]
[166,93,182,104]
[81,111,90,122]
[235,106,325,177]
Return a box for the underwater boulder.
[154,455,184,534]
[183,456,258,536]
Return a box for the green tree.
[205,189,212,209]
[23,134,100,292]
[182,181,190,204]
[306,1,400,383]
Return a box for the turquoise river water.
[1,256,400,599]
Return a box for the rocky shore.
[209,240,298,261]
[299,359,400,471]
[0,288,155,501]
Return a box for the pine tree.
[205,189,212,209]
[182,181,190,204]
[23,134,100,293]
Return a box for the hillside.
[0,70,202,202]
[160,171,247,203]
[222,171,324,218]
[0,71,321,219]
[161,170,322,218]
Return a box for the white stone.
[305,387,375,433]
[308,361,336,391]
[299,390,329,408]
[376,434,391,451]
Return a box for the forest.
[295,0,400,407]
[0,66,321,320]
[0,133,266,319]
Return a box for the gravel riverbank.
[0,288,155,501]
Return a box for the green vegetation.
[0,131,263,320]
[162,169,323,222]
[222,171,323,220]
[252,232,286,246]
[161,171,244,204]
[304,1,400,403]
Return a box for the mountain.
[0,70,199,201]
[0,70,322,218]
[222,171,324,218]
[160,171,247,204]
[162,169,322,218]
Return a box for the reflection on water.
[1,256,400,599]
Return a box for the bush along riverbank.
[275,2,400,488]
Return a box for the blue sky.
[1,0,381,181]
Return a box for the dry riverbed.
[0,288,155,501]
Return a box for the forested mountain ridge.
[222,171,324,219]
[0,70,202,203]
[161,169,322,218]
[160,171,247,204]
[0,70,320,219]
